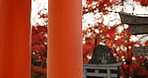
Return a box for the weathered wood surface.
[119,12,148,56]
[119,12,148,35]
[83,62,123,78]
[89,45,117,64]
[86,73,117,77]
[133,46,148,56]
[119,12,148,24]
[129,25,148,35]
[84,62,123,67]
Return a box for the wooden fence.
[83,62,123,78]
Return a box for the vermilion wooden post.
[0,0,31,78]
[48,0,82,78]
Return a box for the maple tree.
[83,0,148,78]
[31,0,148,78]
[31,8,48,78]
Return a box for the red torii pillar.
[48,0,83,78]
[0,0,31,78]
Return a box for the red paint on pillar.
[0,0,31,78]
[48,0,83,78]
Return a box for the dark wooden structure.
[89,45,117,64]
[119,12,148,56]
[83,45,123,78]
[83,62,123,78]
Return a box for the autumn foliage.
[31,0,148,78]
[31,9,48,78]
[83,0,148,78]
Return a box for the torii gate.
[0,0,82,78]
